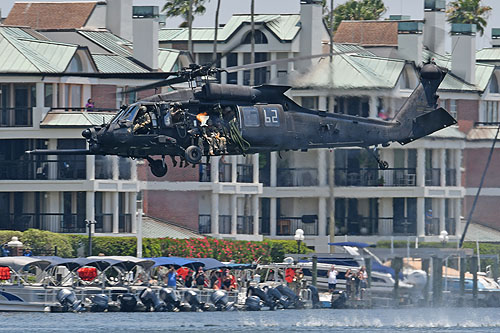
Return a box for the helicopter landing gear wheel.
[185,146,202,164]
[148,158,167,177]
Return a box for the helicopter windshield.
[117,104,140,123]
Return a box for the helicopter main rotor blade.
[26,149,93,155]
[121,76,189,95]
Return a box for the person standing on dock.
[195,267,206,290]
[357,266,368,300]
[328,265,338,293]
[345,269,354,299]
[167,266,177,289]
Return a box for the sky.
[0,0,498,50]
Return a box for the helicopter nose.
[82,128,92,139]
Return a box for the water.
[0,308,499,332]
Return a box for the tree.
[163,0,208,28]
[446,0,492,36]
[323,0,386,31]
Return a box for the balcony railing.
[425,168,441,186]
[445,217,456,235]
[237,216,254,234]
[330,217,416,236]
[335,168,417,187]
[0,107,32,127]
[446,169,457,186]
[49,107,119,113]
[237,164,253,183]
[95,213,113,233]
[198,214,211,234]
[425,217,440,235]
[198,163,232,182]
[276,217,318,236]
[0,159,86,180]
[219,215,231,234]
[277,168,319,187]
[259,217,270,236]
[119,214,132,233]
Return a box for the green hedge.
[0,229,312,263]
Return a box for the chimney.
[451,23,476,84]
[397,21,424,66]
[491,28,500,47]
[298,0,323,72]
[106,0,133,41]
[423,0,446,55]
[133,6,159,70]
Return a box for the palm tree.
[212,0,222,62]
[324,0,386,31]
[446,0,492,36]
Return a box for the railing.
[0,159,86,180]
[277,168,319,187]
[49,107,119,113]
[237,216,254,234]
[425,168,441,186]
[219,215,231,234]
[199,165,211,182]
[445,217,456,235]
[95,213,113,233]
[425,217,440,235]
[119,214,132,233]
[259,217,270,235]
[276,217,318,236]
[330,217,416,236]
[198,163,232,182]
[335,168,417,187]
[237,164,253,183]
[446,169,457,186]
[198,214,211,234]
[0,107,32,127]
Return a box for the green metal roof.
[78,30,132,57]
[0,26,40,40]
[40,111,116,127]
[293,53,405,90]
[142,215,203,239]
[476,48,500,61]
[159,14,301,42]
[158,48,181,72]
[427,125,465,139]
[423,49,495,93]
[0,29,77,73]
[92,54,148,73]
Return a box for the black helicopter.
[27,61,456,178]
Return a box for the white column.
[220,56,227,84]
[231,156,237,183]
[318,197,326,236]
[270,198,277,236]
[369,95,377,118]
[130,160,137,181]
[47,139,58,180]
[455,149,462,187]
[112,192,119,233]
[211,156,220,183]
[287,52,294,73]
[86,191,95,233]
[270,52,278,81]
[231,195,237,235]
[417,197,425,237]
[112,156,119,180]
[130,192,137,234]
[252,153,259,184]
[440,148,446,187]
[252,195,259,236]
[455,198,462,237]
[237,53,244,85]
[270,152,277,187]
[86,155,95,180]
[439,198,446,233]
[417,148,425,187]
[318,96,327,111]
[328,96,335,113]
[318,149,326,186]
[211,193,219,234]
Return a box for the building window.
[301,96,318,109]
[242,30,268,44]
[490,75,499,94]
[68,54,83,72]
[44,84,53,108]
[449,100,457,119]
[484,101,499,123]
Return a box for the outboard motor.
[184,290,202,311]
[245,295,262,311]
[308,285,321,309]
[276,285,301,307]
[90,294,109,312]
[139,288,166,312]
[159,288,180,312]
[331,290,348,309]
[57,288,83,312]
[247,286,273,309]
[266,287,290,309]
[118,293,138,312]
[210,290,234,311]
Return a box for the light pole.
[85,220,96,257]
[294,228,305,254]
[439,230,449,246]
[440,230,449,292]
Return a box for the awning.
[190,258,226,270]
[150,256,204,269]
[0,256,51,271]
[87,256,155,270]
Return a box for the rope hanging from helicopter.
[229,119,250,152]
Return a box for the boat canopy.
[0,256,51,271]
[191,258,226,270]
[150,257,204,269]
[87,256,156,270]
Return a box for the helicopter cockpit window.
[132,106,152,134]
[240,106,260,127]
[119,105,139,122]
[263,107,280,127]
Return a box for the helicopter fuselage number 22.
[264,108,279,127]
